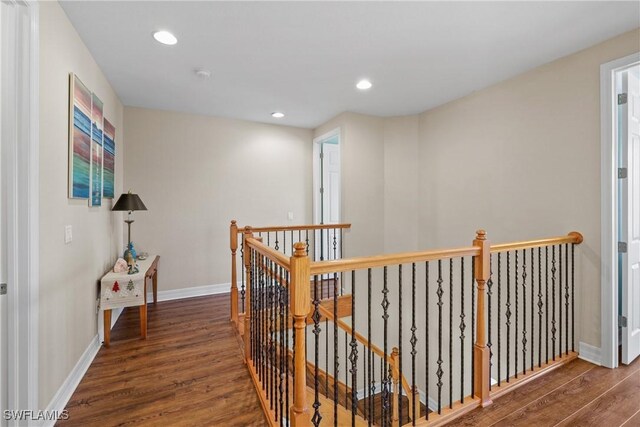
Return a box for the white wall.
[39,1,124,406]
[123,107,313,290]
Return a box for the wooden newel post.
[290,242,311,426]
[230,220,238,326]
[390,347,400,427]
[243,227,254,362]
[473,230,493,407]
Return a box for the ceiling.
[60,1,639,129]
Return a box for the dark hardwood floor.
[58,294,267,427]
[449,355,640,427]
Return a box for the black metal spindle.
[537,248,543,368]
[425,261,430,421]
[545,246,549,363]
[522,249,527,376]
[565,243,569,356]
[559,244,563,360]
[382,266,390,424]
[498,253,502,385]
[571,243,575,352]
[449,259,453,409]
[350,270,358,426]
[551,245,557,361]
[278,266,284,425]
[471,256,475,396]
[368,268,373,426]
[487,256,492,390]
[436,260,443,414]
[530,248,535,372]
[506,252,511,382]
[312,275,322,427]
[460,257,466,402]
[398,264,404,420]
[334,272,339,426]
[285,267,290,424]
[411,263,417,425]
[515,250,519,378]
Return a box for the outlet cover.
[64,225,73,244]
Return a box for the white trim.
[578,342,602,366]
[312,127,341,226]
[146,282,230,303]
[2,0,40,416]
[42,335,100,427]
[600,52,640,369]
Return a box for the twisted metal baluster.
[521,249,527,376]
[497,253,502,386]
[349,270,358,426]
[506,252,511,382]
[436,260,444,414]
[425,261,430,421]
[551,245,557,361]
[312,275,322,427]
[460,257,466,402]
[565,243,569,356]
[537,248,543,368]
[411,263,417,425]
[382,266,390,425]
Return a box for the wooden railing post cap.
[230,219,237,226]
[476,229,487,240]
[568,231,583,244]
[244,226,252,234]
[293,242,306,257]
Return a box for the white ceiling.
[60,1,639,129]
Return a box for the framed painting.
[89,92,103,207]
[68,74,91,199]
[103,118,115,199]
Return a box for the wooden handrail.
[310,247,480,275]
[490,231,583,253]
[237,223,352,233]
[245,236,291,270]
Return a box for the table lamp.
[112,191,147,259]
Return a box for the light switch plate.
[288,212,294,221]
[64,225,73,244]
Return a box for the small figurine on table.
[125,251,139,275]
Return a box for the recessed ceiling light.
[356,79,373,90]
[271,112,285,118]
[153,30,177,45]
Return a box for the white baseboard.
[146,282,230,303]
[43,335,101,426]
[578,342,602,366]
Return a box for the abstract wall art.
[68,74,92,199]
[89,93,104,207]
[103,118,116,199]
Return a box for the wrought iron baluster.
[545,246,549,363]
[350,270,358,426]
[559,244,563,360]
[382,266,390,424]
[312,275,322,427]
[497,253,502,386]
[270,260,275,408]
[551,245,557,361]
[449,259,453,409]
[471,257,475,396]
[515,250,519,378]
[521,249,527,376]
[367,268,373,425]
[285,266,290,424]
[460,257,466,401]
[275,231,279,251]
[506,252,511,382]
[565,243,569,356]
[332,228,337,261]
[334,272,339,426]
[537,248,543,368]
[306,230,310,258]
[425,261,430,421]
[530,248,535,372]
[278,265,284,425]
[436,260,444,414]
[398,264,404,420]
[283,231,287,256]
[411,263,417,425]
[486,255,492,391]
[572,243,575,352]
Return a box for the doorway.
[601,53,640,369]
[313,129,341,261]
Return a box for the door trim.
[1,0,40,412]
[600,52,640,369]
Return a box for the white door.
[313,130,341,261]
[621,65,640,365]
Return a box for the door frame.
[1,0,40,412]
[600,52,640,369]
[312,127,341,225]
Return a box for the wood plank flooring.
[449,355,640,427]
[58,294,267,427]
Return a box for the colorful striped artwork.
[68,74,92,199]
[103,119,116,199]
[90,93,104,207]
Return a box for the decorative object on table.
[68,74,92,199]
[137,252,148,260]
[125,250,139,275]
[89,92,104,207]
[112,191,147,259]
[102,119,116,199]
[113,258,128,273]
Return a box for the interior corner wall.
[415,28,640,348]
[39,1,124,407]
[314,112,385,257]
[123,107,313,291]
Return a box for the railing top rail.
[245,237,291,270]
[490,231,583,253]
[310,246,480,275]
[236,223,352,233]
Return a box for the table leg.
[153,270,158,304]
[140,304,147,339]
[104,309,112,347]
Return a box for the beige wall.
[123,107,313,290]
[39,1,124,406]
